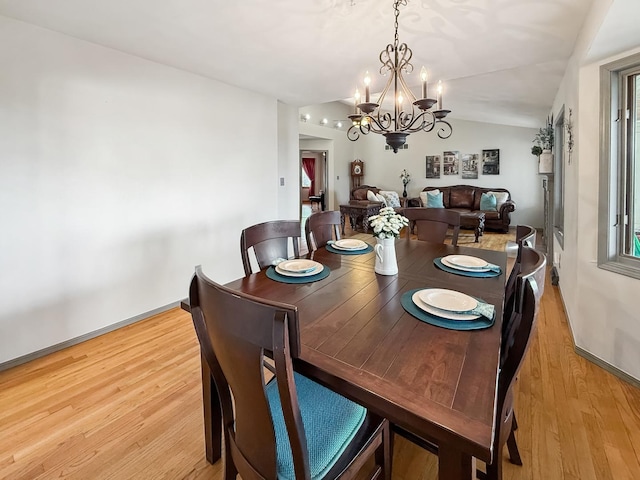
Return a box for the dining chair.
[188,266,392,480]
[402,208,461,246]
[484,246,546,480]
[503,225,538,319]
[240,220,301,276]
[505,225,536,258]
[305,210,341,251]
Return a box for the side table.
[339,204,382,234]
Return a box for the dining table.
[184,233,508,480]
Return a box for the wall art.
[461,153,479,179]
[482,149,500,175]
[443,151,459,175]
[425,155,441,178]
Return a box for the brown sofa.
[408,185,516,232]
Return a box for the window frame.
[598,53,640,279]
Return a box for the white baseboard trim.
[0,301,181,372]
[556,283,640,389]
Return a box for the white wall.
[0,16,297,364]
[353,119,542,227]
[550,0,640,382]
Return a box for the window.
[301,169,311,188]
[599,53,640,279]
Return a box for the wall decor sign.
[482,149,500,175]
[461,153,479,179]
[425,155,441,178]
[443,151,459,175]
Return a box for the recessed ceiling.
[0,0,594,128]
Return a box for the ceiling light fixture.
[347,0,452,153]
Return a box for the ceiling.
[0,0,596,128]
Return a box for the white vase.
[374,237,398,275]
[539,149,553,174]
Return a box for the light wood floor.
[1,229,639,479]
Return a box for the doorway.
[300,150,329,243]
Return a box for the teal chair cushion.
[266,372,367,480]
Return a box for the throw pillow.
[426,191,444,208]
[378,190,401,208]
[419,189,440,207]
[367,190,379,203]
[480,192,497,211]
[487,191,509,210]
[375,193,388,206]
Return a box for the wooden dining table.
[186,234,507,480]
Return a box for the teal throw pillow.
[426,191,444,208]
[480,192,497,211]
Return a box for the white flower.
[368,207,409,239]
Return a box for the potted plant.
[533,116,554,173]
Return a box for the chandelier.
[347,0,452,153]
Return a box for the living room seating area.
[408,185,516,232]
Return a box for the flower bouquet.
[368,207,409,239]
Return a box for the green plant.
[533,115,554,152]
[531,145,543,156]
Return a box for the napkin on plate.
[466,301,495,319]
[483,263,502,273]
[272,258,287,266]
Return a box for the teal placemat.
[434,257,501,278]
[266,265,331,284]
[326,244,374,255]
[400,289,495,330]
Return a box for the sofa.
[408,185,516,232]
[350,185,404,209]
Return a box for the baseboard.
[555,283,640,389]
[0,301,181,372]
[574,346,640,389]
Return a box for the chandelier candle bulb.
[354,88,360,113]
[364,71,371,103]
[437,81,443,110]
[420,67,428,99]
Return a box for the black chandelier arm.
[436,120,453,139]
[398,110,436,133]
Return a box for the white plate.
[418,288,478,312]
[276,260,323,276]
[441,257,491,273]
[333,239,368,250]
[442,255,489,269]
[412,292,480,321]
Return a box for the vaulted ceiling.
[0,0,595,128]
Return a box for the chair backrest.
[495,247,546,460]
[240,220,301,276]
[503,225,538,313]
[516,224,536,251]
[189,267,305,479]
[402,208,460,246]
[305,211,341,251]
[500,246,546,382]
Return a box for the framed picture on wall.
[443,151,459,175]
[425,155,441,178]
[461,153,479,179]
[482,149,500,175]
